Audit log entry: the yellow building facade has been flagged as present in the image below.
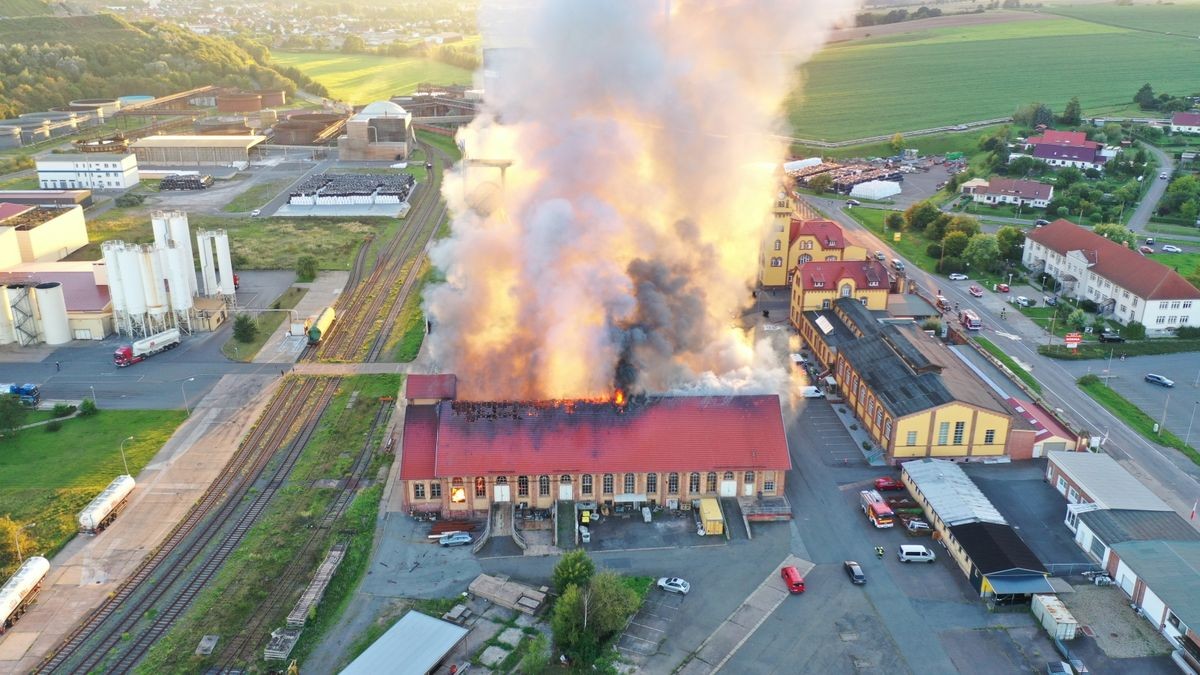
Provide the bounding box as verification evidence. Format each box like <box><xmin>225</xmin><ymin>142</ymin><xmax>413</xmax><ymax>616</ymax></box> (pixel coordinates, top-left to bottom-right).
<box><xmin>788</xmin><ymin>260</ymin><xmax>890</xmax><ymax>327</ymax></box>
<box><xmin>757</xmin><ymin>195</ymin><xmax>834</xmax><ymax>287</ymax></box>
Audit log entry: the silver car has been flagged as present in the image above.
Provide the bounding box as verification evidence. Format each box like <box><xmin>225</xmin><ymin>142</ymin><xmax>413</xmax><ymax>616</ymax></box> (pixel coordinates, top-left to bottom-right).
<box><xmin>656</xmin><ymin>577</ymin><xmax>691</xmax><ymax>594</ymax></box>
<box><xmin>439</xmin><ymin>532</ymin><xmax>473</xmax><ymax>547</ymax></box>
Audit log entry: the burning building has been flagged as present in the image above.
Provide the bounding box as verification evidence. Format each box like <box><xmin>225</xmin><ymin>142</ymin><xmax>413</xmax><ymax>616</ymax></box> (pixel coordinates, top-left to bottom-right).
<box><xmin>399</xmin><ymin>375</ymin><xmax>791</xmax><ymax>519</ymax></box>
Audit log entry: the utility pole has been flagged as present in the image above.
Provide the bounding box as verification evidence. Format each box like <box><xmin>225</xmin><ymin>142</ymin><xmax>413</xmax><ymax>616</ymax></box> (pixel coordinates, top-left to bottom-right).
<box><xmin>1159</xmin><ymin>392</ymin><xmax>1171</xmax><ymax>436</ymax></box>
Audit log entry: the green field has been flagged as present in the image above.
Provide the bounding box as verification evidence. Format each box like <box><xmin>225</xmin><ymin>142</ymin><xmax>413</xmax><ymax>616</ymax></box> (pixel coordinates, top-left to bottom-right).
<box><xmin>789</xmin><ymin>13</ymin><xmax>1200</xmax><ymax>141</ymax></box>
<box><xmin>271</xmin><ymin>51</ymin><xmax>473</xmax><ymax>104</ymax></box>
<box><xmin>1148</xmin><ymin>252</ymin><xmax>1200</xmax><ymax>280</ymax></box>
<box><xmin>0</xmin><ymin>0</ymin><xmax>50</xmax><ymax>17</ymax></box>
<box><xmin>1048</xmin><ymin>4</ymin><xmax>1200</xmax><ymax>36</ymax></box>
<box><xmin>0</xmin><ymin>409</ymin><xmax>186</xmax><ymax>576</ymax></box>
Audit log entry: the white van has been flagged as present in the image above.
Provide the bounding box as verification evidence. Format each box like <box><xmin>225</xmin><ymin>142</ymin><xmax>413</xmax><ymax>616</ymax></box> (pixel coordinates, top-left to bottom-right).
<box><xmin>898</xmin><ymin>544</ymin><xmax>935</xmax><ymax>563</ymax></box>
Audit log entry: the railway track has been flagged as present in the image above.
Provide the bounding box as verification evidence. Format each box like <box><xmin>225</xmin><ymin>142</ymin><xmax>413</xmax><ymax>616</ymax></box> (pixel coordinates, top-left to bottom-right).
<box><xmin>212</xmin><ymin>401</ymin><xmax>392</xmax><ymax>670</ymax></box>
<box><xmin>38</xmin><ymin>377</ymin><xmax>340</xmax><ymax>674</ymax></box>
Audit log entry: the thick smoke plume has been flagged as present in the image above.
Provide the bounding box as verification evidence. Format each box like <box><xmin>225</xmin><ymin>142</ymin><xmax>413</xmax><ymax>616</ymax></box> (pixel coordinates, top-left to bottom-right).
<box><xmin>425</xmin><ymin>0</ymin><xmax>852</xmax><ymax>400</ymax></box>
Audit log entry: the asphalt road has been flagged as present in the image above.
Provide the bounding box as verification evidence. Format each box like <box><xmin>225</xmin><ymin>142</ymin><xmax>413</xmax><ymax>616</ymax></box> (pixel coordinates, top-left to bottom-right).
<box><xmin>1130</xmin><ymin>143</ymin><xmax>1174</xmax><ymax>235</ymax></box>
<box><xmin>811</xmin><ymin>194</ymin><xmax>1200</xmax><ymax>519</ymax></box>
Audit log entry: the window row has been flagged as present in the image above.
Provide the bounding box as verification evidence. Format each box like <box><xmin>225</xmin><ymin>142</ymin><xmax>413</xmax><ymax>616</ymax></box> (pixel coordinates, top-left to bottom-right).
<box><xmin>419</xmin><ymin>472</ymin><xmax>772</xmax><ymax>499</ymax></box>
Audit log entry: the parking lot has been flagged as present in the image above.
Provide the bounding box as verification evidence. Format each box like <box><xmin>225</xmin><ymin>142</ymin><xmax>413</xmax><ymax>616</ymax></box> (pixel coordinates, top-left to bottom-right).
<box><xmin>617</xmin><ymin>588</ymin><xmax>684</xmax><ymax>659</ymax></box>
<box><xmin>1059</xmin><ymin>350</ymin><xmax>1200</xmax><ymax>441</ymax></box>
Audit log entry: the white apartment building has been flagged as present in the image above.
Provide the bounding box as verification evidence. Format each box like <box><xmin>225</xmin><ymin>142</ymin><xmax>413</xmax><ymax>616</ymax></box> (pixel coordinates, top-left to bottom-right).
<box><xmin>1023</xmin><ymin>220</ymin><xmax>1200</xmax><ymax>331</ymax></box>
<box><xmin>36</xmin><ymin>153</ymin><xmax>140</xmax><ymax>191</ymax></box>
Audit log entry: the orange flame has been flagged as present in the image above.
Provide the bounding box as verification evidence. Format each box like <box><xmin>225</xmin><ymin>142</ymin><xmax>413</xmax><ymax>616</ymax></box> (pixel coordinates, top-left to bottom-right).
<box><xmin>614</xmin><ymin>389</ymin><xmax>626</xmax><ymax>406</ymax></box>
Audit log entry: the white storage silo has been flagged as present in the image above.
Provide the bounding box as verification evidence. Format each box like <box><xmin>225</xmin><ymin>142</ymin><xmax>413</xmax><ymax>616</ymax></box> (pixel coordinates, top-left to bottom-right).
<box><xmin>0</xmin><ymin>286</ymin><xmax>13</xmax><ymax>345</ymax></box>
<box><xmin>214</xmin><ymin>230</ymin><xmax>235</xmax><ymax>296</ymax></box>
<box><xmin>118</xmin><ymin>246</ymin><xmax>147</xmax><ymax>316</ymax></box>
<box><xmin>101</xmin><ymin>241</ymin><xmax>127</xmax><ymax>315</ymax></box>
<box><xmin>151</xmin><ymin>212</ymin><xmax>172</xmax><ymax>249</ymax></box>
<box><xmin>197</xmin><ymin>231</ymin><xmax>218</xmax><ymax>297</ymax></box>
<box><xmin>143</xmin><ymin>246</ymin><xmax>168</xmax><ymax>331</ymax></box>
<box><xmin>169</xmin><ymin>247</ymin><xmax>194</xmax><ymax>312</ymax></box>
<box><xmin>168</xmin><ymin>212</ymin><xmax>196</xmax><ymax>296</ymax></box>
<box><xmin>34</xmin><ymin>283</ymin><xmax>71</xmax><ymax>345</ymax></box>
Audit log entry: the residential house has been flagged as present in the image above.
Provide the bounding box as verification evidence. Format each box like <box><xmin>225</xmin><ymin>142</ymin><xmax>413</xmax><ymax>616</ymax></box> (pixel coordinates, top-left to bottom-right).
<box><xmin>1172</xmin><ymin>112</ymin><xmax>1200</xmax><ymax>135</ymax></box>
<box><xmin>788</xmin><ymin>259</ymin><xmax>890</xmax><ymax>325</ymax></box>
<box><xmin>1024</xmin><ymin>130</ymin><xmax>1101</xmax><ymax>151</ymax></box>
<box><xmin>969</xmin><ymin>177</ymin><xmax>1054</xmax><ymax>209</ymax></box>
<box><xmin>759</xmin><ymin>198</ymin><xmax>864</xmax><ymax>287</ymax></box>
<box><xmin>1031</xmin><ymin>144</ymin><xmax>1105</xmax><ymax>171</ymax></box>
<box><xmin>1024</xmin><ymin>220</ymin><xmax>1200</xmax><ymax>330</ymax></box>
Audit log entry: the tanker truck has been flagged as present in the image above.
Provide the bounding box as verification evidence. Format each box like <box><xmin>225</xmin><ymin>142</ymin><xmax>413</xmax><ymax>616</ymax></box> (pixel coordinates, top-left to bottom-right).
<box><xmin>113</xmin><ymin>328</ymin><xmax>181</xmax><ymax>367</ymax></box>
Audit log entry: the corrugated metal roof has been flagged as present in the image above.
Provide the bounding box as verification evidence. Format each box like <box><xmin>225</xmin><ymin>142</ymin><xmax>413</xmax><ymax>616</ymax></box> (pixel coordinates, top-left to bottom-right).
<box><xmin>131</xmin><ymin>135</ymin><xmax>266</xmax><ymax>148</ymax></box>
<box><xmin>340</xmin><ymin>610</ymin><xmax>467</xmax><ymax>675</ymax></box>
<box><xmin>1078</xmin><ymin>509</ymin><xmax>1200</xmax><ymax>545</ymax></box>
<box><xmin>1110</xmin><ymin>540</ymin><xmax>1200</xmax><ymax>628</ymax></box>
<box><xmin>1047</xmin><ymin>451</ymin><xmax>1170</xmax><ymax>511</ymax></box>
<box><xmin>949</xmin><ymin>521</ymin><xmax>1046</xmax><ymax>576</ymax></box>
<box><xmin>902</xmin><ymin>458</ymin><xmax>1006</xmax><ymax>527</ymax></box>
<box><xmin>841</xmin><ymin>335</ymin><xmax>954</xmax><ymax>418</ymax></box>
<box><xmin>430</xmin><ymin>394</ymin><xmax>790</xmax><ymax>477</ymax></box>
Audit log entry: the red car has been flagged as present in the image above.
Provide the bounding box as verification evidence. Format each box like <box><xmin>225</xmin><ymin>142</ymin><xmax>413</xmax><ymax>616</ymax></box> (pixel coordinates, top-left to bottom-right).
<box><xmin>968</xmin><ymin>285</ymin><xmax>983</xmax><ymax>298</ymax></box>
<box><xmin>874</xmin><ymin>476</ymin><xmax>904</xmax><ymax>491</ymax></box>
<box><xmin>996</xmin><ymin>283</ymin><xmax>1010</xmax><ymax>293</ymax></box>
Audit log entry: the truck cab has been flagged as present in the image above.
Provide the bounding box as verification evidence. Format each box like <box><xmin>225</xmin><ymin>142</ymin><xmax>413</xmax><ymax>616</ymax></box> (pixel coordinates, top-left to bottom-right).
<box><xmin>1</xmin><ymin>383</ymin><xmax>41</xmax><ymax>406</ymax></box>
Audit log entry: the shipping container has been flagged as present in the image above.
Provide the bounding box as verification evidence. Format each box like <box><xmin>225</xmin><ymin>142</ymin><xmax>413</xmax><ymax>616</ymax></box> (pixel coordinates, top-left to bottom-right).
<box><xmin>699</xmin><ymin>498</ymin><xmax>724</xmax><ymax>536</ymax></box>
<box><xmin>1032</xmin><ymin>594</ymin><xmax>1078</xmax><ymax>641</ymax></box>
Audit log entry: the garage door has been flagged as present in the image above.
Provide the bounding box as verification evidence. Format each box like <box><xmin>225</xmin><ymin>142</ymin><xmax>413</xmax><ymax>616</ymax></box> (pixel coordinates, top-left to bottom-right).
<box><xmin>73</xmin><ymin>329</ymin><xmax>92</xmax><ymax>340</ymax></box>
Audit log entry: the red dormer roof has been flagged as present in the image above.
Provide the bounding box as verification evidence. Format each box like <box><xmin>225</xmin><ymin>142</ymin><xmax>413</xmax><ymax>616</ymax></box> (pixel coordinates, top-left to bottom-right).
<box><xmin>406</xmin><ymin>374</ymin><xmax>458</xmax><ymax>401</ymax></box>
<box><xmin>1025</xmin><ymin>130</ymin><xmax>1101</xmax><ymax>150</ymax></box>
<box><xmin>789</xmin><ymin>218</ymin><xmax>845</xmax><ymax>249</ymax></box>
<box><xmin>796</xmin><ymin>260</ymin><xmax>888</xmax><ymax>291</ymax></box>
<box><xmin>1027</xmin><ymin>220</ymin><xmax>1200</xmax><ymax>301</ymax></box>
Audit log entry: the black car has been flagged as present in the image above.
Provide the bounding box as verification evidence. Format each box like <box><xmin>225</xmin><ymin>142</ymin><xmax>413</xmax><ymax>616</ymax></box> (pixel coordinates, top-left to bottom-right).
<box><xmin>1098</xmin><ymin>332</ymin><xmax>1126</xmax><ymax>343</ymax></box>
<box><xmin>843</xmin><ymin>561</ymin><xmax>866</xmax><ymax>585</ymax></box>
<box><xmin>1035</xmin><ymin>219</ymin><xmax>1050</xmax><ymax>226</ymax></box>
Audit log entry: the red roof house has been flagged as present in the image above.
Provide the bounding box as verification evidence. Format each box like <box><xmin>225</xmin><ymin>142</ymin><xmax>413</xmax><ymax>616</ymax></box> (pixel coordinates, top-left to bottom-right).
<box><xmin>795</xmin><ymin>260</ymin><xmax>888</xmax><ymax>291</ymax></box>
<box><xmin>789</xmin><ymin>218</ymin><xmax>846</xmax><ymax>250</ymax></box>
<box><xmin>1024</xmin><ymin>130</ymin><xmax>1101</xmax><ymax>150</ymax></box>
<box><xmin>1171</xmin><ymin>111</ymin><xmax>1200</xmax><ymax>131</ymax></box>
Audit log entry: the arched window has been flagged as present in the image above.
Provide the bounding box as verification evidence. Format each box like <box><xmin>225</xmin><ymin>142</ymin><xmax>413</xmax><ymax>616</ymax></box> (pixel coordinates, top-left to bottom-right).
<box><xmin>517</xmin><ymin>475</ymin><xmax>529</xmax><ymax>497</ymax></box>
<box><xmin>841</xmin><ymin>284</ymin><xmax>852</xmax><ymax>297</ymax></box>
<box><xmin>773</xmin><ymin>240</ymin><xmax>782</xmax><ymax>251</ymax></box>
<box><xmin>646</xmin><ymin>473</ymin><xmax>658</xmax><ymax>493</ymax></box>
<box><xmin>603</xmin><ymin>473</ymin><xmax>614</xmax><ymax>494</ymax></box>
<box><xmin>538</xmin><ymin>475</ymin><xmax>550</xmax><ymax>496</ymax></box>
<box><xmin>744</xmin><ymin>471</ymin><xmax>755</xmax><ymax>485</ymax></box>
<box><xmin>689</xmin><ymin>473</ymin><xmax>701</xmax><ymax>493</ymax></box>
<box><xmin>624</xmin><ymin>473</ymin><xmax>635</xmax><ymax>493</ymax></box>
<box><xmin>723</xmin><ymin>471</ymin><xmax>734</xmax><ymax>480</ymax></box>
<box><xmin>450</xmin><ymin>477</ymin><xmax>466</xmax><ymax>503</ymax></box>
<box><xmin>496</xmin><ymin>476</ymin><xmax>508</xmax><ymax>484</ymax></box>
<box><xmin>667</xmin><ymin>473</ymin><xmax>679</xmax><ymax>494</ymax></box>
<box><xmin>561</xmin><ymin>474</ymin><xmax>572</xmax><ymax>483</ymax></box>
<box><xmin>706</xmin><ymin>472</ymin><xmax>717</xmax><ymax>493</ymax></box>
<box><xmin>582</xmin><ymin>474</ymin><xmax>593</xmax><ymax>495</ymax></box>
<box><xmin>798</xmin><ymin>254</ymin><xmax>812</xmax><ymax>264</ymax></box>
<box><xmin>474</xmin><ymin>476</ymin><xmax>486</xmax><ymax>498</ymax></box>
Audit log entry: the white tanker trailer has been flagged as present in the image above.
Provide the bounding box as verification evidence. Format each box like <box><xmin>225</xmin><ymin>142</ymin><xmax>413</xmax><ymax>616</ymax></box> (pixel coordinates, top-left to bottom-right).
<box><xmin>77</xmin><ymin>474</ymin><xmax>136</xmax><ymax>534</ymax></box>
<box><xmin>0</xmin><ymin>556</ymin><xmax>50</xmax><ymax>634</ymax></box>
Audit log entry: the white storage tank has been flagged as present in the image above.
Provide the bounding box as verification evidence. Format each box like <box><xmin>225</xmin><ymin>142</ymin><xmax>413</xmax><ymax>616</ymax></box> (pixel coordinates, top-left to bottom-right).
<box><xmin>118</xmin><ymin>247</ymin><xmax>147</xmax><ymax>315</ymax></box>
<box><xmin>1031</xmin><ymin>594</ymin><xmax>1078</xmax><ymax>641</ymax></box>
<box><xmin>101</xmin><ymin>241</ymin><xmax>127</xmax><ymax>315</ymax></box>
<box><xmin>144</xmin><ymin>246</ymin><xmax>167</xmax><ymax>319</ymax></box>
<box><xmin>151</xmin><ymin>212</ymin><xmax>171</xmax><ymax>249</ymax></box>
<box><xmin>214</xmin><ymin>230</ymin><xmax>235</xmax><ymax>296</ymax></box>
<box><xmin>34</xmin><ymin>283</ymin><xmax>70</xmax><ymax>345</ymax></box>
<box><xmin>167</xmin><ymin>212</ymin><xmax>196</xmax><ymax>296</ymax></box>
<box><xmin>197</xmin><ymin>231</ymin><xmax>218</xmax><ymax>297</ymax></box>
<box><xmin>168</xmin><ymin>247</ymin><xmax>194</xmax><ymax>312</ymax></box>
<box><xmin>0</xmin><ymin>555</ymin><xmax>50</xmax><ymax>628</ymax></box>
<box><xmin>77</xmin><ymin>475</ymin><xmax>136</xmax><ymax>534</ymax></box>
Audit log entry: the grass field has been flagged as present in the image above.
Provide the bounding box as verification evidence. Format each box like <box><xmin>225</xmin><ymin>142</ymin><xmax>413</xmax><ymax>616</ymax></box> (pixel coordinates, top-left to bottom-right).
<box><xmin>1147</xmin><ymin>252</ymin><xmax>1200</xmax><ymax>280</ymax></box>
<box><xmin>0</xmin><ymin>409</ymin><xmax>186</xmax><ymax>577</ymax></box>
<box><xmin>789</xmin><ymin>13</ymin><xmax>1200</xmax><ymax>141</ymax></box>
<box><xmin>844</xmin><ymin>207</ymin><xmax>939</xmax><ymax>272</ymax></box>
<box><xmin>221</xmin><ymin>179</ymin><xmax>293</xmax><ymax>213</ymax></box>
<box><xmin>271</xmin><ymin>51</ymin><xmax>473</xmax><ymax>104</ymax></box>
<box><xmin>416</xmin><ymin>129</ymin><xmax>463</xmax><ymax>162</ymax></box>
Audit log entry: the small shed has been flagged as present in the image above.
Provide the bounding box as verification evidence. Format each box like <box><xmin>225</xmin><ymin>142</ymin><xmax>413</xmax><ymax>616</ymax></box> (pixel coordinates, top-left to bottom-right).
<box><xmin>340</xmin><ymin>611</ymin><xmax>468</xmax><ymax>675</ymax></box>
<box><xmin>849</xmin><ymin>180</ymin><xmax>901</xmax><ymax>200</ymax></box>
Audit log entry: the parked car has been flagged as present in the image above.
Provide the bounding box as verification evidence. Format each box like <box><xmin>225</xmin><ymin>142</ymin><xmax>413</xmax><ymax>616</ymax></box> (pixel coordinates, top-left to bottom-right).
<box><xmin>1162</xmin><ymin>244</ymin><xmax>1183</xmax><ymax>253</ymax></box>
<box><xmin>657</xmin><ymin>577</ymin><xmax>691</xmax><ymax>595</ymax></box>
<box><xmin>997</xmin><ymin>283</ymin><xmax>1010</xmax><ymax>293</ymax></box>
<box><xmin>1098</xmin><ymin>332</ymin><xmax>1125</xmax><ymax>343</ymax></box>
<box><xmin>1035</xmin><ymin>219</ymin><xmax>1050</xmax><ymax>226</ymax></box>
<box><xmin>898</xmin><ymin>544</ymin><xmax>936</xmax><ymax>563</ymax></box>
<box><xmin>843</xmin><ymin>561</ymin><xmax>866</xmax><ymax>585</ymax></box>
<box><xmin>875</xmin><ymin>250</ymin><xmax>886</xmax><ymax>261</ymax></box>
<box><xmin>1145</xmin><ymin>373</ymin><xmax>1175</xmax><ymax>388</ymax></box>
<box><xmin>1139</xmin><ymin>245</ymin><xmax>1154</xmax><ymax>255</ymax></box>
<box><xmin>1046</xmin><ymin>662</ymin><xmax>1072</xmax><ymax>675</ymax></box>
<box><xmin>439</xmin><ymin>532</ymin><xmax>473</xmax><ymax>547</ymax></box>
<box><xmin>874</xmin><ymin>476</ymin><xmax>904</xmax><ymax>491</ymax></box>
<box><xmin>1160</xmin><ymin>171</ymin><xmax>1169</xmax><ymax>179</ymax></box>
<box><xmin>905</xmin><ymin>519</ymin><xmax>932</xmax><ymax>534</ymax></box>
<box><xmin>1015</xmin><ymin>296</ymin><xmax>1035</xmax><ymax>307</ymax></box>
<box><xmin>250</xmin><ymin>209</ymin><xmax>261</xmax><ymax>217</ymax></box>
<box><xmin>780</xmin><ymin>566</ymin><xmax>806</xmax><ymax>594</ymax></box>
<box><xmin>1146</xmin><ymin>237</ymin><xmax>1156</xmax><ymax>245</ymax></box>
<box><xmin>846</xmin><ymin>199</ymin><xmax>861</xmax><ymax>206</ymax></box>
<box><xmin>968</xmin><ymin>285</ymin><xmax>984</xmax><ymax>298</ymax></box>
<box><xmin>948</xmin><ymin>272</ymin><xmax>968</xmax><ymax>281</ymax></box>
<box><xmin>790</xmin><ymin>352</ymin><xmax>809</xmax><ymax>367</ymax></box>
<box><xmin>799</xmin><ymin>385</ymin><xmax>825</xmax><ymax>399</ymax></box>
<box><xmin>1043</xmin><ymin>296</ymin><xmax>1057</xmax><ymax>306</ymax></box>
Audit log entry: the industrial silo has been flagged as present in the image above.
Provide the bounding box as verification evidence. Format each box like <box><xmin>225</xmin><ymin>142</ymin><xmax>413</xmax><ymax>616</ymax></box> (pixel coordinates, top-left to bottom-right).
<box><xmin>34</xmin><ymin>283</ymin><xmax>71</xmax><ymax>345</ymax></box>
<box><xmin>214</xmin><ymin>230</ymin><xmax>235</xmax><ymax>296</ymax></box>
<box><xmin>151</xmin><ymin>212</ymin><xmax>172</xmax><ymax>249</ymax></box>
<box><xmin>197</xmin><ymin>231</ymin><xmax>218</xmax><ymax>297</ymax></box>
<box><xmin>102</xmin><ymin>241</ymin><xmax>128</xmax><ymax>336</ymax></box>
<box><xmin>118</xmin><ymin>246</ymin><xmax>147</xmax><ymax>334</ymax></box>
<box><xmin>0</xmin><ymin>286</ymin><xmax>13</xmax><ymax>344</ymax></box>
<box><xmin>167</xmin><ymin>212</ymin><xmax>196</xmax><ymax>296</ymax></box>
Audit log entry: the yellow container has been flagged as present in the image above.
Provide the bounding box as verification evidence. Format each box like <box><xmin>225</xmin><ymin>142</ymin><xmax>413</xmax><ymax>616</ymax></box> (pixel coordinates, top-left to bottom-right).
<box><xmin>699</xmin><ymin>498</ymin><xmax>724</xmax><ymax>536</ymax></box>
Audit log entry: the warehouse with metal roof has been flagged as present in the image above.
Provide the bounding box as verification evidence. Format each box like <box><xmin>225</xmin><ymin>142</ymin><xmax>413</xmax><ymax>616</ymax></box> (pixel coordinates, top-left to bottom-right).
<box><xmin>340</xmin><ymin>610</ymin><xmax>467</xmax><ymax>675</ymax></box>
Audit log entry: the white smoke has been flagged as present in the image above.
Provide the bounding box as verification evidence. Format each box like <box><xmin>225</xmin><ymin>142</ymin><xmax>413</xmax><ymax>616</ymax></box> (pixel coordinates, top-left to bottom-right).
<box><xmin>425</xmin><ymin>0</ymin><xmax>854</xmax><ymax>401</ymax></box>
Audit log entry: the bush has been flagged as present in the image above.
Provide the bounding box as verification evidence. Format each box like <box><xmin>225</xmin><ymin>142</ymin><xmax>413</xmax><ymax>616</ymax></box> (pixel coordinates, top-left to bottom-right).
<box><xmin>52</xmin><ymin>403</ymin><xmax>75</xmax><ymax>418</ymax></box>
<box><xmin>44</xmin><ymin>420</ymin><xmax>62</xmax><ymax>432</ymax></box>
<box><xmin>926</xmin><ymin>243</ymin><xmax>943</xmax><ymax>259</ymax></box>
<box><xmin>1078</xmin><ymin>299</ymin><xmax>1099</xmax><ymax>313</ymax></box>
<box><xmin>1176</xmin><ymin>326</ymin><xmax>1200</xmax><ymax>339</ymax></box>
<box><xmin>1125</xmin><ymin>321</ymin><xmax>1147</xmax><ymax>340</ymax></box>
<box><xmin>115</xmin><ymin>193</ymin><xmax>145</xmax><ymax>208</ymax></box>
<box><xmin>296</xmin><ymin>255</ymin><xmax>319</xmax><ymax>282</ymax></box>
<box><xmin>1077</xmin><ymin>374</ymin><xmax>1100</xmax><ymax>386</ymax></box>
<box><xmin>78</xmin><ymin>398</ymin><xmax>98</xmax><ymax>417</ymax></box>
<box><xmin>233</xmin><ymin>314</ymin><xmax>258</xmax><ymax>343</ymax></box>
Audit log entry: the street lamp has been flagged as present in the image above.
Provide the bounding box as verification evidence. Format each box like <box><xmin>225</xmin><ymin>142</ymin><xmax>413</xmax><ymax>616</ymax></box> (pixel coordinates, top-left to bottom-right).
<box><xmin>1185</xmin><ymin>401</ymin><xmax>1200</xmax><ymax>448</ymax></box>
<box><xmin>181</xmin><ymin>377</ymin><xmax>195</xmax><ymax>416</ymax></box>
<box><xmin>12</xmin><ymin>521</ymin><xmax>36</xmax><ymax>563</ymax></box>
<box><xmin>119</xmin><ymin>435</ymin><xmax>134</xmax><ymax>476</ymax></box>
<box><xmin>89</xmin><ymin>385</ymin><xmax>96</xmax><ymax>405</ymax></box>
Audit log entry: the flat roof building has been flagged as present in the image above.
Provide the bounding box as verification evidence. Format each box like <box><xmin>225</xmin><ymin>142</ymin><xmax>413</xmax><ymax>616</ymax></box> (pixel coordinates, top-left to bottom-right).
<box><xmin>1047</xmin><ymin>450</ymin><xmax>1171</xmax><ymax>512</ymax></box>
<box><xmin>130</xmin><ymin>135</ymin><xmax>266</xmax><ymax>166</ymax></box>
<box><xmin>341</xmin><ymin>610</ymin><xmax>467</xmax><ymax>675</ymax></box>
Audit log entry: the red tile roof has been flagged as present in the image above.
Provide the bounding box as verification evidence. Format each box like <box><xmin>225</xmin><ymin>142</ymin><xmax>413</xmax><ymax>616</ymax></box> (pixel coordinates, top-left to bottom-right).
<box><xmin>399</xmin><ymin>404</ymin><xmax>439</xmax><ymax>479</ymax></box>
<box><xmin>796</xmin><ymin>260</ymin><xmax>888</xmax><ymax>291</ymax></box>
<box><xmin>406</xmin><ymin>395</ymin><xmax>789</xmax><ymax>478</ymax></box>
<box><xmin>789</xmin><ymin>218</ymin><xmax>845</xmax><ymax>249</ymax></box>
<box><xmin>1006</xmin><ymin>397</ymin><xmax>1076</xmax><ymax>446</ymax></box>
<box><xmin>982</xmin><ymin>177</ymin><xmax>1052</xmax><ymax>201</ymax></box>
<box><xmin>1172</xmin><ymin>112</ymin><xmax>1200</xmax><ymax>127</ymax></box>
<box><xmin>406</xmin><ymin>374</ymin><xmax>457</xmax><ymax>400</ymax></box>
<box><xmin>1025</xmin><ymin>130</ymin><xmax>1100</xmax><ymax>150</ymax></box>
<box><xmin>1032</xmin><ymin>144</ymin><xmax>1101</xmax><ymax>164</ymax></box>
<box><xmin>1027</xmin><ymin>220</ymin><xmax>1200</xmax><ymax>301</ymax></box>
<box><xmin>0</xmin><ymin>202</ymin><xmax>33</xmax><ymax>222</ymax></box>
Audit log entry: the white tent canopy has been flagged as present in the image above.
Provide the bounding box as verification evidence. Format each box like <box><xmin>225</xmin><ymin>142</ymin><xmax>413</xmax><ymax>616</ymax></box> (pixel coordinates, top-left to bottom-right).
<box><xmin>850</xmin><ymin>180</ymin><xmax>901</xmax><ymax>200</ymax></box>
<box><xmin>783</xmin><ymin>157</ymin><xmax>821</xmax><ymax>173</ymax></box>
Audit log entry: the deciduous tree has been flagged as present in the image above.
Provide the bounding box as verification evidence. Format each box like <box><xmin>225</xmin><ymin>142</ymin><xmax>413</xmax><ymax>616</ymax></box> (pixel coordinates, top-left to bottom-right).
<box><xmin>963</xmin><ymin>234</ymin><xmax>1000</xmax><ymax>272</ymax></box>
<box><xmin>1093</xmin><ymin>223</ymin><xmax>1136</xmax><ymax>248</ymax></box>
<box><xmin>0</xmin><ymin>395</ymin><xmax>28</xmax><ymax>438</ymax></box>
<box><xmin>996</xmin><ymin>226</ymin><xmax>1026</xmax><ymax>262</ymax></box>
<box><xmin>552</xmin><ymin>549</ymin><xmax>595</xmax><ymax>593</ymax></box>
<box><xmin>903</xmin><ymin>201</ymin><xmax>940</xmax><ymax>233</ymax></box>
